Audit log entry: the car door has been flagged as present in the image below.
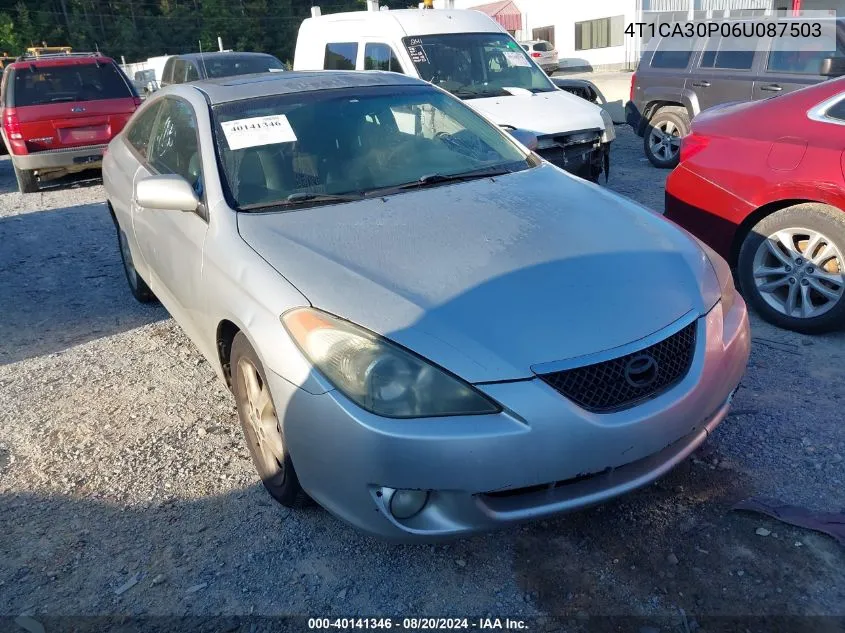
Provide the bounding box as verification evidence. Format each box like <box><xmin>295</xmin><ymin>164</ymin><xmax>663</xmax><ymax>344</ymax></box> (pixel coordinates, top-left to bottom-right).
<box><xmin>753</xmin><ymin>36</ymin><xmax>831</xmax><ymax>100</ymax></box>
<box><xmin>687</xmin><ymin>35</ymin><xmax>758</xmax><ymax>113</ymax></box>
<box><xmin>131</xmin><ymin>96</ymin><xmax>208</xmax><ymax>343</ymax></box>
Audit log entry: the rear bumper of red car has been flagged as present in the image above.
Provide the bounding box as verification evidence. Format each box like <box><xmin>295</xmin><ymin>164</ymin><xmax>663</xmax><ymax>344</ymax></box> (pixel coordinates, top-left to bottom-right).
<box><xmin>11</xmin><ymin>144</ymin><xmax>107</xmax><ymax>173</ymax></box>
<box><xmin>664</xmin><ymin>165</ymin><xmax>755</xmax><ymax>263</ymax></box>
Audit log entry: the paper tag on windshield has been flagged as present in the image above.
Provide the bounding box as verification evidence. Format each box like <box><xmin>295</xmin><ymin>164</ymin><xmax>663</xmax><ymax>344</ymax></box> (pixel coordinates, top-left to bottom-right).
<box><xmin>503</xmin><ymin>51</ymin><xmax>531</xmax><ymax>67</ymax></box>
<box><xmin>221</xmin><ymin>115</ymin><xmax>297</xmax><ymax>150</ymax></box>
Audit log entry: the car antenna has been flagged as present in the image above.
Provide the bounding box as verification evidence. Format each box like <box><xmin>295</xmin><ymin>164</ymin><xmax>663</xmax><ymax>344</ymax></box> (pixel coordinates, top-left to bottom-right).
<box><xmin>198</xmin><ymin>39</ymin><xmax>209</xmax><ymax>79</ymax></box>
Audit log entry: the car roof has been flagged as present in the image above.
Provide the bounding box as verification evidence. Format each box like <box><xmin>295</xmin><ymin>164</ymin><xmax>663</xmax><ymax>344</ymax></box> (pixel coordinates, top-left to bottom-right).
<box><xmin>186</xmin><ymin>70</ymin><xmax>430</xmax><ymax>104</ymax></box>
<box><xmin>302</xmin><ymin>8</ymin><xmax>503</xmax><ymax>37</ymax></box>
<box><xmin>169</xmin><ymin>51</ymin><xmax>278</xmax><ymax>63</ymax></box>
<box><xmin>7</xmin><ymin>54</ymin><xmax>116</xmax><ymax>70</ymax></box>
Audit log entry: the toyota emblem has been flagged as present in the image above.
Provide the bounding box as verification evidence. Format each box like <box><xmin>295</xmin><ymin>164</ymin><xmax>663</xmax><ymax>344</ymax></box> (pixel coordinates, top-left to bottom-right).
<box><xmin>71</xmin><ymin>106</ymin><xmax>86</xmax><ymax>113</ymax></box>
<box><xmin>624</xmin><ymin>354</ymin><xmax>658</xmax><ymax>388</ymax></box>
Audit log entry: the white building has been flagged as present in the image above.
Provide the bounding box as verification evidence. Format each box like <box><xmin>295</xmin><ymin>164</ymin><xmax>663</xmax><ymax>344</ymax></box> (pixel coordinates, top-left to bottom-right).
<box><xmin>446</xmin><ymin>0</ymin><xmax>836</xmax><ymax>72</ymax></box>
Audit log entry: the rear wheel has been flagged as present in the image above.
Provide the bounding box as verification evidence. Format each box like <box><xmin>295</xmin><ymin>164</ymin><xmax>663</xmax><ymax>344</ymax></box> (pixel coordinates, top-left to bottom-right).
<box><xmin>738</xmin><ymin>203</ymin><xmax>845</xmax><ymax>334</ymax></box>
<box><xmin>231</xmin><ymin>332</ymin><xmax>309</xmax><ymax>508</ymax></box>
<box><xmin>643</xmin><ymin>106</ymin><xmax>689</xmax><ymax>169</ymax></box>
<box><xmin>13</xmin><ymin>163</ymin><xmax>38</xmax><ymax>193</ymax></box>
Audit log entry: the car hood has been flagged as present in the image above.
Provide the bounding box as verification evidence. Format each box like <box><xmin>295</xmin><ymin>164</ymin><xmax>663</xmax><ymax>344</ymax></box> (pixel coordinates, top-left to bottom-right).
<box><xmin>238</xmin><ymin>165</ymin><xmax>718</xmax><ymax>383</ymax></box>
<box><xmin>465</xmin><ymin>89</ymin><xmax>606</xmax><ymax>136</ymax></box>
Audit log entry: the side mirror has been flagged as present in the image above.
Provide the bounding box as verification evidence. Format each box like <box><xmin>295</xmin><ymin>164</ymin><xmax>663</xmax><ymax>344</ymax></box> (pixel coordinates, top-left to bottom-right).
<box><xmin>820</xmin><ymin>56</ymin><xmax>845</xmax><ymax>77</ymax></box>
<box><xmin>135</xmin><ymin>175</ymin><xmax>199</xmax><ymax>212</ymax></box>
<box><xmin>508</xmin><ymin>128</ymin><xmax>539</xmax><ymax>151</ymax></box>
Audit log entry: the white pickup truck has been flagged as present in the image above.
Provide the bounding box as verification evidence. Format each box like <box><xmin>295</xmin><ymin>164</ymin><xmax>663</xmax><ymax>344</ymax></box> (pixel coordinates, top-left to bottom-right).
<box><xmin>293</xmin><ymin>6</ymin><xmax>614</xmax><ymax>181</ymax></box>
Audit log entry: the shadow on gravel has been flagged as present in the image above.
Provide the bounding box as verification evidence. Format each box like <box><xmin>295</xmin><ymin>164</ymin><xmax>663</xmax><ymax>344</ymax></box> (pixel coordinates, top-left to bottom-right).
<box><xmin>512</xmin><ymin>446</ymin><xmax>845</xmax><ymax>625</ymax></box>
<box><xmin>0</xmin><ymin>203</ymin><xmax>167</xmax><ymax>365</ymax></box>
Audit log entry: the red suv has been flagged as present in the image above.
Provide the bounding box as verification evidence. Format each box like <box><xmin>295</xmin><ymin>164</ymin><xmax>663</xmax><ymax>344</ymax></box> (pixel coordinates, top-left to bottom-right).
<box><xmin>0</xmin><ymin>51</ymin><xmax>140</xmax><ymax>193</ymax></box>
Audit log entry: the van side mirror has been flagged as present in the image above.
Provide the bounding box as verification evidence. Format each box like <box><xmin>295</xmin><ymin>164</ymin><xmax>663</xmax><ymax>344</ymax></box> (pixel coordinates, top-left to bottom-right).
<box><xmin>135</xmin><ymin>175</ymin><xmax>199</xmax><ymax>212</ymax></box>
<box><xmin>820</xmin><ymin>57</ymin><xmax>845</xmax><ymax>77</ymax></box>
<box><xmin>508</xmin><ymin>128</ymin><xmax>539</xmax><ymax>151</ymax></box>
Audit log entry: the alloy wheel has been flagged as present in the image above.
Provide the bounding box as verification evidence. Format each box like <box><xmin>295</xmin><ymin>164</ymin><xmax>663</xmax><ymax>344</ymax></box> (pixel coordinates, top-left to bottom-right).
<box><xmin>648</xmin><ymin>121</ymin><xmax>682</xmax><ymax>162</ymax></box>
<box><xmin>752</xmin><ymin>227</ymin><xmax>844</xmax><ymax>319</ymax></box>
<box><xmin>238</xmin><ymin>357</ymin><xmax>285</xmax><ymax>478</ymax></box>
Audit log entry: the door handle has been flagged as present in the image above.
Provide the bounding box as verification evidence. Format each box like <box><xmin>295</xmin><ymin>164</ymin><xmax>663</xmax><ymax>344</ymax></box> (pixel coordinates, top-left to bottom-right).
<box><xmin>692</xmin><ymin>80</ymin><xmax>711</xmax><ymax>87</ymax></box>
<box><xmin>761</xmin><ymin>84</ymin><xmax>783</xmax><ymax>92</ymax></box>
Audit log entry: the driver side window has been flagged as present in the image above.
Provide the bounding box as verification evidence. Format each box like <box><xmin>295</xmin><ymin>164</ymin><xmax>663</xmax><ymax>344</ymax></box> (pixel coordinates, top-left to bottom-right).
<box><xmin>148</xmin><ymin>98</ymin><xmax>203</xmax><ymax>199</ymax></box>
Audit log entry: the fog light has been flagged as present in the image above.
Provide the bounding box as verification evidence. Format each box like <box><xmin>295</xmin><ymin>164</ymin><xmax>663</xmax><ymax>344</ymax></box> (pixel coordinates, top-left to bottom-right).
<box><xmin>389</xmin><ymin>489</ymin><xmax>429</xmax><ymax>520</ymax></box>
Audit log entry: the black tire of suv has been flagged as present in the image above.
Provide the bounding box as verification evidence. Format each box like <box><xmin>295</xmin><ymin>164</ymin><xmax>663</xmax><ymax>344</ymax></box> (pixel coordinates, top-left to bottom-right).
<box><xmin>13</xmin><ymin>163</ymin><xmax>38</xmax><ymax>193</ymax></box>
<box><xmin>231</xmin><ymin>332</ymin><xmax>310</xmax><ymax>509</ymax></box>
<box><xmin>738</xmin><ymin>203</ymin><xmax>845</xmax><ymax>334</ymax></box>
<box><xmin>643</xmin><ymin>106</ymin><xmax>690</xmax><ymax>169</ymax></box>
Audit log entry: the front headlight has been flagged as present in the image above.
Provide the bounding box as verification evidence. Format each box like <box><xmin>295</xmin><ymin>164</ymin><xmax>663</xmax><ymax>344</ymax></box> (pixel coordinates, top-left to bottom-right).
<box><xmin>282</xmin><ymin>308</ymin><xmax>501</xmax><ymax>419</ymax></box>
<box><xmin>600</xmin><ymin>108</ymin><xmax>616</xmax><ymax>142</ymax></box>
<box><xmin>697</xmin><ymin>239</ymin><xmax>736</xmax><ymax>315</ymax></box>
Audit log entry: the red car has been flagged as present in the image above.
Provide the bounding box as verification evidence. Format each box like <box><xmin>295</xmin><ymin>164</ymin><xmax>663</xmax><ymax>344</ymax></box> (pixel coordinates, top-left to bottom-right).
<box><xmin>665</xmin><ymin>76</ymin><xmax>845</xmax><ymax>334</ymax></box>
<box><xmin>0</xmin><ymin>51</ymin><xmax>140</xmax><ymax>193</ymax></box>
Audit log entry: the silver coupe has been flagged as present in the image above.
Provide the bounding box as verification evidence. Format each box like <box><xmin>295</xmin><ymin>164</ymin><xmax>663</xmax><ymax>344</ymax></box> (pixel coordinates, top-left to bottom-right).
<box><xmin>103</xmin><ymin>70</ymin><xmax>750</xmax><ymax>540</ymax></box>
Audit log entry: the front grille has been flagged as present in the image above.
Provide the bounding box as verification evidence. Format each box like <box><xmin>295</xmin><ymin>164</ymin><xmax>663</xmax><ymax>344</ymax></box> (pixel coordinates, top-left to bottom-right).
<box><xmin>538</xmin><ymin>322</ymin><xmax>697</xmax><ymax>413</ymax></box>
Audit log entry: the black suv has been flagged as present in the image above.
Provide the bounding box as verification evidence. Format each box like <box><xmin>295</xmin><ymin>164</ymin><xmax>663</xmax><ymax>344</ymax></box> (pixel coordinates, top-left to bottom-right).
<box><xmin>627</xmin><ymin>17</ymin><xmax>845</xmax><ymax>167</ymax></box>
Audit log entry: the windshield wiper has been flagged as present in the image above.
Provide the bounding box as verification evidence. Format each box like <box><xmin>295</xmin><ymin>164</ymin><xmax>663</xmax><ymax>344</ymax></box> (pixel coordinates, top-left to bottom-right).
<box><xmin>239</xmin><ymin>191</ymin><xmax>363</xmax><ymax>211</ymax></box>
<box><xmin>363</xmin><ymin>167</ymin><xmax>515</xmax><ymax>198</ymax></box>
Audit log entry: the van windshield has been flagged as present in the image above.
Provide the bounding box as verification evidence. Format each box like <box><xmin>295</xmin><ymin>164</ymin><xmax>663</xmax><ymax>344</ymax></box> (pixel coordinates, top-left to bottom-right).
<box><xmin>402</xmin><ymin>33</ymin><xmax>556</xmax><ymax>99</ymax></box>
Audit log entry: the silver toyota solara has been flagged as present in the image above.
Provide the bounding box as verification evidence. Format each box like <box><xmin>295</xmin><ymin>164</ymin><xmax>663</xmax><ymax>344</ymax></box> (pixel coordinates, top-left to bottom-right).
<box><xmin>103</xmin><ymin>70</ymin><xmax>750</xmax><ymax>541</ymax></box>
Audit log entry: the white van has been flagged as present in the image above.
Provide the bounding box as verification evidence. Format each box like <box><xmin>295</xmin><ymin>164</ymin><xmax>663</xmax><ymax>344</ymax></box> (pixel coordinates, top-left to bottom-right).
<box><xmin>294</xmin><ymin>6</ymin><xmax>615</xmax><ymax>181</ymax></box>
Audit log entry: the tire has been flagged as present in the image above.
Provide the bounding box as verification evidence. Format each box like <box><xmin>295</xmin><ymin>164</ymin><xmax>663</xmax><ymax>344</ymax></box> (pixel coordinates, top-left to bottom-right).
<box><xmin>113</xmin><ymin>214</ymin><xmax>156</xmax><ymax>303</ymax></box>
<box><xmin>13</xmin><ymin>163</ymin><xmax>38</xmax><ymax>193</ymax></box>
<box><xmin>737</xmin><ymin>203</ymin><xmax>845</xmax><ymax>334</ymax></box>
<box><xmin>231</xmin><ymin>332</ymin><xmax>309</xmax><ymax>508</ymax></box>
<box><xmin>643</xmin><ymin>106</ymin><xmax>689</xmax><ymax>169</ymax></box>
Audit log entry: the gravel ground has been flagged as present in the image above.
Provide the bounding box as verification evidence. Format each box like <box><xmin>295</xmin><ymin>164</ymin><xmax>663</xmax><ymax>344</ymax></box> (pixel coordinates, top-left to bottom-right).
<box><xmin>1</xmin><ymin>126</ymin><xmax>843</xmax><ymax>627</ymax></box>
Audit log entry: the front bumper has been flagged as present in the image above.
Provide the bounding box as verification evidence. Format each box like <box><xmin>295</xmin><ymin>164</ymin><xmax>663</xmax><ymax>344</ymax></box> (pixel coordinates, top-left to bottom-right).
<box><xmin>11</xmin><ymin>144</ymin><xmax>107</xmax><ymax>172</ymax></box>
<box><xmin>272</xmin><ymin>298</ymin><xmax>750</xmax><ymax>541</ymax></box>
<box><xmin>538</xmin><ymin>135</ymin><xmax>609</xmax><ymax>181</ymax></box>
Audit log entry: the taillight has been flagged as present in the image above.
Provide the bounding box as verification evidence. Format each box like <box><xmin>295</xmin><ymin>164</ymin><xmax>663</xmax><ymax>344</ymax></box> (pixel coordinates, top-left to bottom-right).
<box><xmin>629</xmin><ymin>72</ymin><xmax>637</xmax><ymax>103</ymax></box>
<box><xmin>531</xmin><ymin>52</ymin><xmax>542</xmax><ymax>58</ymax></box>
<box><xmin>3</xmin><ymin>109</ymin><xmax>22</xmax><ymax>140</ymax></box>
<box><xmin>680</xmin><ymin>133</ymin><xmax>709</xmax><ymax>163</ymax></box>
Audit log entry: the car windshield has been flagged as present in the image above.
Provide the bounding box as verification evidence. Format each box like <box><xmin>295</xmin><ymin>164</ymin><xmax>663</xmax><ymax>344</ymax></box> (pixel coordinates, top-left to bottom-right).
<box><xmin>402</xmin><ymin>33</ymin><xmax>556</xmax><ymax>99</ymax></box>
<box><xmin>212</xmin><ymin>84</ymin><xmax>533</xmax><ymax>210</ymax></box>
<box><xmin>203</xmin><ymin>55</ymin><xmax>284</xmax><ymax>78</ymax></box>
<box><xmin>9</xmin><ymin>63</ymin><xmax>133</xmax><ymax>106</ymax></box>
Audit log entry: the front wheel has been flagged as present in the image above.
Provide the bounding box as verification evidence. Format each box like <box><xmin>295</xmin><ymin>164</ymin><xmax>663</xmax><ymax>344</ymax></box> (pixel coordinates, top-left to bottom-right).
<box><xmin>231</xmin><ymin>332</ymin><xmax>309</xmax><ymax>508</ymax></box>
<box><xmin>643</xmin><ymin>106</ymin><xmax>689</xmax><ymax>169</ymax></box>
<box><xmin>114</xmin><ymin>218</ymin><xmax>156</xmax><ymax>303</ymax></box>
<box><xmin>737</xmin><ymin>203</ymin><xmax>845</xmax><ymax>334</ymax></box>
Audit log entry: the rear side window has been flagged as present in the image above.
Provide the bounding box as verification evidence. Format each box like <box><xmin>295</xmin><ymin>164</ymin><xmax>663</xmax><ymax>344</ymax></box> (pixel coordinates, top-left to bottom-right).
<box><xmin>325</xmin><ymin>43</ymin><xmax>358</xmax><ymax>70</ymax></box>
<box><xmin>125</xmin><ymin>101</ymin><xmax>162</xmax><ymax>159</ymax></box>
<box><xmin>185</xmin><ymin>62</ymin><xmax>201</xmax><ymax>81</ymax></box>
<box><xmin>364</xmin><ymin>43</ymin><xmax>404</xmax><ymax>73</ymax></box>
<box><xmin>700</xmin><ymin>37</ymin><xmax>755</xmax><ymax>70</ymax></box>
<box><xmin>8</xmin><ymin>62</ymin><xmax>132</xmax><ymax>107</ymax></box>
<box><xmin>826</xmin><ymin>97</ymin><xmax>845</xmax><ymax>121</ymax></box>
<box><xmin>650</xmin><ymin>49</ymin><xmax>693</xmax><ymax>69</ymax></box>
<box><xmin>171</xmin><ymin>60</ymin><xmax>187</xmax><ymax>84</ymax></box>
